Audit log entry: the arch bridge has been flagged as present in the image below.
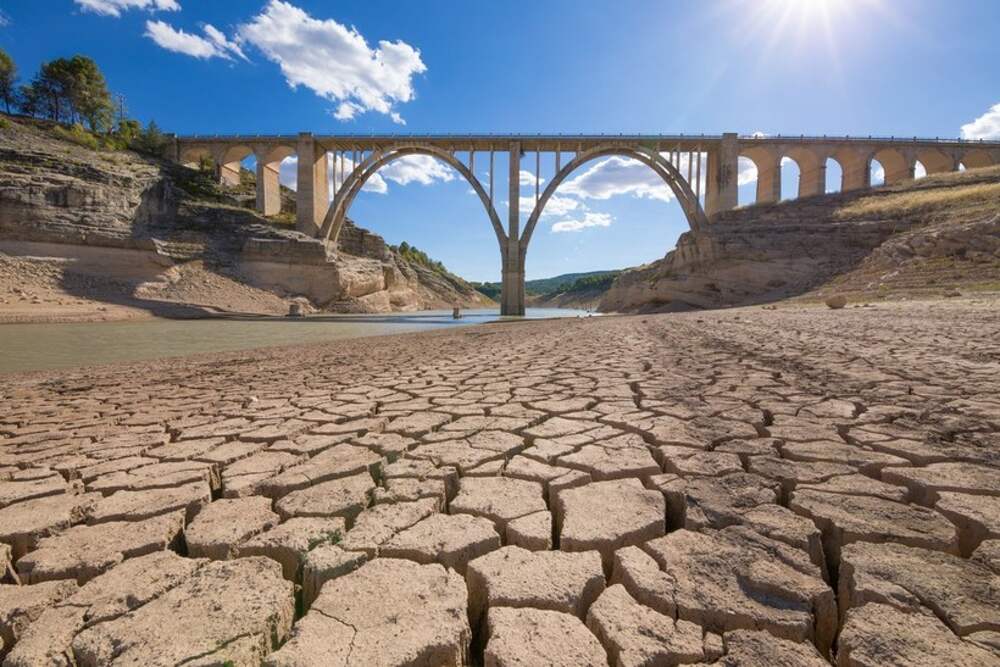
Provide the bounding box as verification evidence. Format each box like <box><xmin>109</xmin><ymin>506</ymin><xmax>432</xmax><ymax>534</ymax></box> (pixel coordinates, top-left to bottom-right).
<box><xmin>170</xmin><ymin>132</ymin><xmax>1000</xmax><ymax>315</ymax></box>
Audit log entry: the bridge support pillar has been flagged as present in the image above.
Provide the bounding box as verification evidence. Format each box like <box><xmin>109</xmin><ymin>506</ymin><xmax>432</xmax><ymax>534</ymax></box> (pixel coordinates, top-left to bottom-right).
<box><xmin>756</xmin><ymin>155</ymin><xmax>782</xmax><ymax>204</ymax></box>
<box><xmin>799</xmin><ymin>160</ymin><xmax>826</xmax><ymax>197</ymax></box>
<box><xmin>217</xmin><ymin>161</ymin><xmax>241</xmax><ymax>188</ymax></box>
<box><xmin>256</xmin><ymin>159</ymin><xmax>281</xmax><ymax>216</ymax></box>
<box><xmin>842</xmin><ymin>154</ymin><xmax>870</xmax><ymax>191</ymax></box>
<box><xmin>501</xmin><ymin>142</ymin><xmax>526</xmax><ymax>316</ymax></box>
<box><xmin>705</xmin><ymin>133</ymin><xmax>738</xmax><ymax>218</ymax></box>
<box><xmin>296</xmin><ymin>133</ymin><xmax>328</xmax><ymax>237</ymax></box>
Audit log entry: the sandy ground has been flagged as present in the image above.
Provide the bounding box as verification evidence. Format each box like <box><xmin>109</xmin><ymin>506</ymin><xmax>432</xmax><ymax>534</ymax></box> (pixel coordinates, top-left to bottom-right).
<box><xmin>1</xmin><ymin>299</ymin><xmax>999</xmax><ymax>665</ymax></box>
<box><xmin>0</xmin><ymin>252</ymin><xmax>291</xmax><ymax>323</ymax></box>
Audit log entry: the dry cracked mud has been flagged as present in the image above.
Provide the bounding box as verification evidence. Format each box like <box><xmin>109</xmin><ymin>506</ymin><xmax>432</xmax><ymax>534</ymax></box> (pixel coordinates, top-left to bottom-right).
<box><xmin>1</xmin><ymin>299</ymin><xmax>999</xmax><ymax>665</ymax></box>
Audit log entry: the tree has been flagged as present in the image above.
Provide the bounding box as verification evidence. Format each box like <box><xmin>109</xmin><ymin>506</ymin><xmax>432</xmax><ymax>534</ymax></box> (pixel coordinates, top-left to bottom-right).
<box><xmin>15</xmin><ymin>84</ymin><xmax>39</xmax><ymax>117</ymax></box>
<box><xmin>28</xmin><ymin>55</ymin><xmax>113</xmax><ymax>130</ymax></box>
<box><xmin>130</xmin><ymin>120</ymin><xmax>168</xmax><ymax>156</ymax></box>
<box><xmin>0</xmin><ymin>49</ymin><xmax>15</xmax><ymax>114</ymax></box>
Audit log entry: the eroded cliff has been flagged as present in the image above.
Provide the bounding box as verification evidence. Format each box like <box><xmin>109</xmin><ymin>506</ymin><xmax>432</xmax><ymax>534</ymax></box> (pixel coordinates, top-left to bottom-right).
<box><xmin>0</xmin><ymin>116</ymin><xmax>492</xmax><ymax>321</ymax></box>
<box><xmin>600</xmin><ymin>166</ymin><xmax>1000</xmax><ymax>312</ymax></box>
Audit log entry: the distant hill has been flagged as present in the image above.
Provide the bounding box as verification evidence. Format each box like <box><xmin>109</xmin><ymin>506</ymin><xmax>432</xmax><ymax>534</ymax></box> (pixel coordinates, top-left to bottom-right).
<box><xmin>472</xmin><ymin>270</ymin><xmax>621</xmax><ymax>301</ymax></box>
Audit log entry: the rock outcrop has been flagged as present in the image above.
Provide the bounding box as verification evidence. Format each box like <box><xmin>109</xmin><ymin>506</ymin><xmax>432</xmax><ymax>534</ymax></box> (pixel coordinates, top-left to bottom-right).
<box><xmin>601</xmin><ymin>166</ymin><xmax>1000</xmax><ymax>312</ymax></box>
<box><xmin>0</xmin><ymin>116</ymin><xmax>492</xmax><ymax>317</ymax></box>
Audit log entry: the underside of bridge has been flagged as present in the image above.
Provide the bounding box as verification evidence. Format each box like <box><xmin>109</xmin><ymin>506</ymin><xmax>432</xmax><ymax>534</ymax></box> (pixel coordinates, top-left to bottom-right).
<box><xmin>171</xmin><ymin>132</ymin><xmax>1000</xmax><ymax>315</ymax></box>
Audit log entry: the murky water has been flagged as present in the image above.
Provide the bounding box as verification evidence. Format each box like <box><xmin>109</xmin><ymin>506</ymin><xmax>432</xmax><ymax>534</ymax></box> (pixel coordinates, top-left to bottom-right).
<box><xmin>0</xmin><ymin>308</ymin><xmax>595</xmax><ymax>375</ymax></box>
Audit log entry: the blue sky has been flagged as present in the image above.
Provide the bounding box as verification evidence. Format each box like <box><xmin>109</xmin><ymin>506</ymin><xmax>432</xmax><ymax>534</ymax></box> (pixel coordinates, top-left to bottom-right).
<box><xmin>2</xmin><ymin>0</ymin><xmax>999</xmax><ymax>281</ymax></box>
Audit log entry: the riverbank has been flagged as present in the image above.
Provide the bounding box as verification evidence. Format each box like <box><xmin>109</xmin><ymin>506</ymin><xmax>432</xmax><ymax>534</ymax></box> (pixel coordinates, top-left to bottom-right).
<box><xmin>1</xmin><ymin>297</ymin><xmax>998</xmax><ymax>664</ymax></box>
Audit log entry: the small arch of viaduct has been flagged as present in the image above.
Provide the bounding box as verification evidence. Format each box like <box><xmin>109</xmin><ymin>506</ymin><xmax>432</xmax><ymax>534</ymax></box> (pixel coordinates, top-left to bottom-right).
<box><xmin>170</xmin><ymin>132</ymin><xmax>1000</xmax><ymax>315</ymax></box>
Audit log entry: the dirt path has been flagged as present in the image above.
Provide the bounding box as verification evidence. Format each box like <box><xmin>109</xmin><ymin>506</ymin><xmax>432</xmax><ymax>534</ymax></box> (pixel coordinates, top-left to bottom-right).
<box><xmin>1</xmin><ymin>300</ymin><xmax>999</xmax><ymax>664</ymax></box>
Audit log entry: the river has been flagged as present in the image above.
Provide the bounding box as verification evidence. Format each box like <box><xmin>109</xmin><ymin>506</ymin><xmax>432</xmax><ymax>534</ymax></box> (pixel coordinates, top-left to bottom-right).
<box><xmin>0</xmin><ymin>308</ymin><xmax>594</xmax><ymax>375</ymax></box>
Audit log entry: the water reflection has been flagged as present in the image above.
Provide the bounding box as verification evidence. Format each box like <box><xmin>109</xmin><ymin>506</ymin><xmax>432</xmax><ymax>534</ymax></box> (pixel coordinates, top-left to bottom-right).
<box><xmin>0</xmin><ymin>308</ymin><xmax>594</xmax><ymax>374</ymax></box>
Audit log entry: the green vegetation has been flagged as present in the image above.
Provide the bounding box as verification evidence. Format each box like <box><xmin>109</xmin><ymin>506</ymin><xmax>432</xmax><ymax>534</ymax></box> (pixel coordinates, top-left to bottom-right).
<box><xmin>473</xmin><ymin>270</ymin><xmax>621</xmax><ymax>300</ymax></box>
<box><xmin>1</xmin><ymin>49</ymin><xmax>169</xmax><ymax>156</ymax></box>
<box><xmin>0</xmin><ymin>49</ymin><xmax>15</xmax><ymax>114</ymax></box>
<box><xmin>306</xmin><ymin>529</ymin><xmax>342</xmax><ymax>551</ymax></box>
<box><xmin>390</xmin><ymin>241</ymin><xmax>450</xmax><ymax>276</ymax></box>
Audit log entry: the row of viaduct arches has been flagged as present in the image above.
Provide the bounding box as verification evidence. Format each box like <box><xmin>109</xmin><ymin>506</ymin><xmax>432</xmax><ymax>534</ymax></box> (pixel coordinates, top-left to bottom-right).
<box><xmin>171</xmin><ymin>132</ymin><xmax>1000</xmax><ymax>315</ymax></box>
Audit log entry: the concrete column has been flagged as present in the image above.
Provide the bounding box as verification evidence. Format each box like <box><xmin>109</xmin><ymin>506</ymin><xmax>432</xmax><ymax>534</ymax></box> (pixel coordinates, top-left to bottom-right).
<box><xmin>756</xmin><ymin>155</ymin><xmax>782</xmax><ymax>204</ymax></box>
<box><xmin>501</xmin><ymin>142</ymin><xmax>525</xmax><ymax>316</ymax></box>
<box><xmin>884</xmin><ymin>158</ymin><xmax>915</xmax><ymax>185</ymax></box>
<box><xmin>841</xmin><ymin>155</ymin><xmax>870</xmax><ymax>191</ymax></box>
<box><xmin>705</xmin><ymin>133</ymin><xmax>738</xmax><ymax>217</ymax></box>
<box><xmin>218</xmin><ymin>161</ymin><xmax>241</xmax><ymax>188</ymax></box>
<box><xmin>296</xmin><ymin>133</ymin><xmax>328</xmax><ymax>236</ymax></box>
<box><xmin>798</xmin><ymin>159</ymin><xmax>826</xmax><ymax>197</ymax></box>
<box><xmin>256</xmin><ymin>159</ymin><xmax>281</xmax><ymax>216</ymax></box>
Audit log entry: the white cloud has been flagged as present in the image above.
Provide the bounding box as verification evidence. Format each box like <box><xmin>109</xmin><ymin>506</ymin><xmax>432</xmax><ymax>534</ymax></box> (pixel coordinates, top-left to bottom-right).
<box><xmin>559</xmin><ymin>156</ymin><xmax>675</xmax><ymax>203</ymax></box>
<box><xmin>0</xmin><ymin>9</ymin><xmax>10</xmax><ymax>26</ymax></box>
<box><xmin>519</xmin><ymin>194</ymin><xmax>581</xmax><ymax>217</ymax></box>
<box><xmin>145</xmin><ymin>20</ymin><xmax>245</xmax><ymax>60</ymax></box>
<box><xmin>961</xmin><ymin>103</ymin><xmax>1000</xmax><ymax>140</ymax></box>
<box><xmin>914</xmin><ymin>161</ymin><xmax>927</xmax><ymax>179</ymax></box>
<box><xmin>76</xmin><ymin>0</ymin><xmax>179</xmax><ymax>17</ymax></box>
<box><xmin>871</xmin><ymin>162</ymin><xmax>885</xmax><ymax>184</ymax></box>
<box><xmin>551</xmin><ymin>212</ymin><xmax>614</xmax><ymax>233</ymax></box>
<box><xmin>737</xmin><ymin>157</ymin><xmax>758</xmax><ymax>185</ymax></box>
<box><xmin>519</xmin><ymin>169</ymin><xmax>545</xmax><ymax>187</ymax></box>
<box><xmin>237</xmin><ymin>1</ymin><xmax>426</xmax><ymax>124</ymax></box>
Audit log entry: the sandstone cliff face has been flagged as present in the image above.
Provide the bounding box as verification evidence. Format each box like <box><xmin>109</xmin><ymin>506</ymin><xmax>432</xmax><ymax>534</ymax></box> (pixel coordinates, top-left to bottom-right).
<box><xmin>0</xmin><ymin>116</ymin><xmax>492</xmax><ymax>316</ymax></box>
<box><xmin>600</xmin><ymin>167</ymin><xmax>1000</xmax><ymax>312</ymax></box>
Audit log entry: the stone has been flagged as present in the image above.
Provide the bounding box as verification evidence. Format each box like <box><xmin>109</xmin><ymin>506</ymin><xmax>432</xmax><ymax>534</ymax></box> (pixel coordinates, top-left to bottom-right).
<box><xmin>556</xmin><ymin>478</ymin><xmax>665</xmax><ymax>568</ymax></box>
<box><xmin>71</xmin><ymin>557</ymin><xmax>294</xmax><ymax>666</ymax></box>
<box><xmin>0</xmin><ymin>473</ymin><xmax>76</xmax><ymax>509</ymax></box>
<box><xmin>935</xmin><ymin>491</ymin><xmax>1000</xmax><ymax>556</ymax></box>
<box><xmin>789</xmin><ymin>489</ymin><xmax>960</xmax><ymax>568</ymax></box>
<box><xmin>825</xmin><ymin>295</ymin><xmax>847</xmax><ymax>309</ymax></box>
<box><xmin>185</xmin><ymin>496</ymin><xmax>280</xmax><ymax>560</ymax></box>
<box><xmin>0</xmin><ymin>491</ymin><xmax>101</xmax><ymax>560</ymax></box>
<box><xmin>0</xmin><ymin>579</ymin><xmax>78</xmax><ymax>656</ymax></box>
<box><xmin>586</xmin><ymin>584</ymin><xmax>705</xmax><ymax>666</ymax></box>
<box><xmin>273</xmin><ymin>473</ymin><xmax>374</xmax><ymax>523</ymax></box>
<box><xmin>3</xmin><ymin>551</ymin><xmax>202</xmax><ymax>667</ymax></box>
<box><xmin>656</xmin><ymin>445</ymin><xmax>743</xmax><ymax>477</ymax></box>
<box><xmin>264</xmin><ymin>559</ymin><xmax>469</xmax><ymax>666</ymax></box>
<box><xmin>973</xmin><ymin>539</ymin><xmax>1000</xmax><ymax>574</ymax></box>
<box><xmin>836</xmin><ymin>603</ymin><xmax>997</xmax><ymax>666</ymax></box>
<box><xmin>301</xmin><ymin>544</ymin><xmax>366</xmax><ymax>609</ymax></box>
<box><xmin>882</xmin><ymin>462</ymin><xmax>1000</xmax><ymax>505</ymax></box>
<box><xmin>256</xmin><ymin>444</ymin><xmax>382</xmax><ymax>499</ymax></box>
<box><xmin>798</xmin><ymin>473</ymin><xmax>910</xmax><ymax>503</ymax></box>
<box><xmin>715</xmin><ymin>629</ymin><xmax>830</xmax><ymax>666</ymax></box>
<box><xmin>641</xmin><ymin>527</ymin><xmax>836</xmax><ymax>656</ymax></box>
<box><xmin>648</xmin><ymin>472</ymin><xmax>779</xmax><ymax>530</ymax></box>
<box><xmin>839</xmin><ymin>542</ymin><xmax>1000</xmax><ymax>636</ymax></box>
<box><xmin>557</xmin><ymin>444</ymin><xmax>661</xmax><ymax>481</ymax></box>
<box><xmin>86</xmin><ymin>482</ymin><xmax>211</xmax><ymax>524</ymax></box>
<box><xmin>485</xmin><ymin>607</ymin><xmax>608</xmax><ymax>667</ymax></box>
<box><xmin>339</xmin><ymin>497</ymin><xmax>438</xmax><ymax>557</ymax></box>
<box><xmin>739</xmin><ymin>504</ymin><xmax>827</xmax><ymax>573</ymax></box>
<box><xmin>780</xmin><ymin>440</ymin><xmax>908</xmax><ymax>474</ymax></box>
<box><xmin>506</xmin><ymin>510</ymin><xmax>553</xmax><ymax>551</ymax></box>
<box><xmin>15</xmin><ymin>512</ymin><xmax>184</xmax><ymax>584</ymax></box>
<box><xmin>237</xmin><ymin>516</ymin><xmax>346</xmax><ymax>581</ymax></box>
<box><xmin>450</xmin><ymin>476</ymin><xmax>545</xmax><ymax>531</ymax></box>
<box><xmin>380</xmin><ymin>512</ymin><xmax>500</xmax><ymax>574</ymax></box>
<box><xmin>466</xmin><ymin>546</ymin><xmax>606</xmax><ymax>628</ymax></box>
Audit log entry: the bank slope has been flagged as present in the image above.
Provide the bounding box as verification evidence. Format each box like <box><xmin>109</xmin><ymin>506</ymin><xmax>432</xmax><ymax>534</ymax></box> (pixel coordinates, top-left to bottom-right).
<box><xmin>600</xmin><ymin>166</ymin><xmax>1000</xmax><ymax>312</ymax></box>
<box><xmin>0</xmin><ymin>115</ymin><xmax>492</xmax><ymax>321</ymax></box>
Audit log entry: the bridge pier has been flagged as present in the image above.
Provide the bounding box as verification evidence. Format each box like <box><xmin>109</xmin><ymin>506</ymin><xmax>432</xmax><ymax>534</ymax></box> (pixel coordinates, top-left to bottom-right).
<box><xmin>705</xmin><ymin>133</ymin><xmax>739</xmax><ymax>217</ymax></box>
<box><xmin>501</xmin><ymin>141</ymin><xmax>526</xmax><ymax>316</ymax></box>
<box><xmin>296</xmin><ymin>133</ymin><xmax>328</xmax><ymax>236</ymax></box>
<box><xmin>256</xmin><ymin>159</ymin><xmax>281</xmax><ymax>216</ymax></box>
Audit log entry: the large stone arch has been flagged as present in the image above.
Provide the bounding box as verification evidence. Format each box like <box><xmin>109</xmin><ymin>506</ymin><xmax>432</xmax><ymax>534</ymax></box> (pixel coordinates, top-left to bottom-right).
<box><xmin>831</xmin><ymin>147</ymin><xmax>870</xmax><ymax>191</ymax></box>
<box><xmin>520</xmin><ymin>145</ymin><xmax>707</xmax><ymax>254</ymax></box>
<box><xmin>319</xmin><ymin>144</ymin><xmax>506</xmax><ymax>250</ymax></box>
<box><xmin>178</xmin><ymin>144</ymin><xmax>214</xmax><ymax>169</ymax></box>
<box><xmin>961</xmin><ymin>148</ymin><xmax>998</xmax><ymax>170</ymax></box>
<box><xmin>215</xmin><ymin>145</ymin><xmax>253</xmax><ymax>188</ymax></box>
<box><xmin>870</xmin><ymin>148</ymin><xmax>912</xmax><ymax>185</ymax></box>
<box><xmin>915</xmin><ymin>147</ymin><xmax>957</xmax><ymax>175</ymax></box>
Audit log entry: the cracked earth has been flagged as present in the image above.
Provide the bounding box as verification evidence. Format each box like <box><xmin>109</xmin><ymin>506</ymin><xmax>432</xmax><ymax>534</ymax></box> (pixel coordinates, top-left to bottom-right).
<box><xmin>1</xmin><ymin>300</ymin><xmax>999</xmax><ymax>666</ymax></box>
